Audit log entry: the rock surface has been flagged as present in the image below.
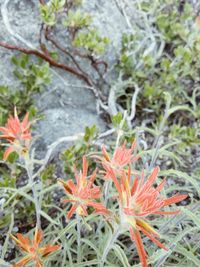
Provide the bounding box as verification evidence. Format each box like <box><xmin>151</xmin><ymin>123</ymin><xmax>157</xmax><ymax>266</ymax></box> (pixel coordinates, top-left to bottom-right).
<box><xmin>0</xmin><ymin>0</ymin><xmax>126</xmax><ymax>152</ymax></box>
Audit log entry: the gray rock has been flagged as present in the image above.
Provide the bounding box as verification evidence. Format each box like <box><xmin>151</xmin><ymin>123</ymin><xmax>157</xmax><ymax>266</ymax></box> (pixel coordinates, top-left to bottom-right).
<box><xmin>0</xmin><ymin>0</ymin><xmax>126</xmax><ymax>155</ymax></box>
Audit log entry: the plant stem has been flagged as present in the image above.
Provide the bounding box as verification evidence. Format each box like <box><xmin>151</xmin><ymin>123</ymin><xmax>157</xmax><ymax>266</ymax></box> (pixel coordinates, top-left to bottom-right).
<box><xmin>77</xmin><ymin>213</ymin><xmax>81</xmax><ymax>264</ymax></box>
<box><xmin>1</xmin><ymin>213</ymin><xmax>14</xmax><ymax>260</ymax></box>
<box><xmin>149</xmin><ymin>97</ymin><xmax>170</xmax><ymax>170</ymax></box>
<box><xmin>104</xmin><ymin>180</ymin><xmax>111</xmax><ymax>207</ymax></box>
<box><xmin>115</xmin><ymin>110</ymin><xmax>127</xmax><ymax>149</ymax></box>
<box><xmin>100</xmin><ymin>226</ymin><xmax>121</xmax><ymax>267</ymax></box>
<box><xmin>0</xmin><ymin>41</ymin><xmax>93</xmax><ymax>86</ymax></box>
<box><xmin>96</xmin><ymin>180</ymin><xmax>111</xmax><ymax>233</ymax></box>
<box><xmin>25</xmin><ymin>157</ymin><xmax>41</xmax><ymax>228</ymax></box>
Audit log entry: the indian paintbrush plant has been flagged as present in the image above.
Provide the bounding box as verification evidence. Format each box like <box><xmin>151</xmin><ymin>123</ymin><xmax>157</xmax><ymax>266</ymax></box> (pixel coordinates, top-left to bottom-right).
<box><xmin>0</xmin><ymin>1</ymin><xmax>199</xmax><ymax>266</ymax></box>
<box><xmin>11</xmin><ymin>226</ymin><xmax>60</xmax><ymax>267</ymax></box>
<box><xmin>0</xmin><ymin>108</ymin><xmax>189</xmax><ymax>266</ymax></box>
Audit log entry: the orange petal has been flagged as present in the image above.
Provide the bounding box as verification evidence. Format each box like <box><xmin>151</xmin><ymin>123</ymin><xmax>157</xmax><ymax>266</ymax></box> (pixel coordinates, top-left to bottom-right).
<box><xmin>154</xmin><ymin>210</ymin><xmax>180</xmax><ymax>215</ymax></box>
<box><xmin>82</xmin><ymin>156</ymin><xmax>88</xmax><ymax>179</ymax></box>
<box><xmin>58</xmin><ymin>179</ymin><xmax>74</xmax><ymax>194</ymax></box>
<box><xmin>131</xmin><ymin>177</ymin><xmax>139</xmax><ymax>196</ymax></box>
<box><xmin>3</xmin><ymin>146</ymin><xmax>14</xmax><ymax>161</ymax></box>
<box><xmin>156</xmin><ymin>178</ymin><xmax>167</xmax><ymax>192</ymax></box>
<box><xmin>127</xmin><ymin>166</ymin><xmax>131</xmax><ymax>183</ymax></box>
<box><xmin>130</xmin><ymin>228</ymin><xmax>148</xmax><ymax>267</ymax></box>
<box><xmin>163</xmin><ymin>194</ymin><xmax>187</xmax><ymax>206</ymax></box>
<box><xmin>89</xmin><ymin>168</ymin><xmax>97</xmax><ymax>185</ymax></box>
<box><xmin>195</xmin><ymin>16</ymin><xmax>200</xmax><ymax>25</ymax></box>
<box><xmin>139</xmin><ymin>226</ymin><xmax>168</xmax><ymax>251</ymax></box>
<box><xmin>87</xmin><ymin>201</ymin><xmax>106</xmax><ymax>211</ymax></box>
<box><xmin>67</xmin><ymin>204</ymin><xmax>77</xmax><ymax>219</ymax></box>
<box><xmin>13</xmin><ymin>255</ymin><xmax>32</xmax><ymax>267</ymax></box>
<box><xmin>36</xmin><ymin>262</ymin><xmax>43</xmax><ymax>267</ymax></box>
<box><xmin>34</xmin><ymin>226</ymin><xmax>43</xmax><ymax>247</ymax></box>
<box><xmin>102</xmin><ymin>145</ymin><xmax>110</xmax><ymax>161</ymax></box>
<box><xmin>94</xmin><ymin>207</ymin><xmax>111</xmax><ymax>217</ymax></box>
<box><xmin>11</xmin><ymin>233</ymin><xmax>31</xmax><ymax>253</ymax></box>
<box><xmin>22</xmin><ymin>112</ymin><xmax>30</xmax><ymax>129</ymax></box>
<box><xmin>136</xmin><ymin>219</ymin><xmax>159</xmax><ymax>237</ymax></box>
<box><xmin>39</xmin><ymin>244</ymin><xmax>61</xmax><ymax>257</ymax></box>
<box><xmin>144</xmin><ymin>167</ymin><xmax>160</xmax><ymax>191</ymax></box>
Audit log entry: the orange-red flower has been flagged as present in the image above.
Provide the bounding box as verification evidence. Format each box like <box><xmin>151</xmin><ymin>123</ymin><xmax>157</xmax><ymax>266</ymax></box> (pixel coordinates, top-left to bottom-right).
<box><xmin>0</xmin><ymin>108</ymin><xmax>31</xmax><ymax>160</ymax></box>
<box><xmin>195</xmin><ymin>16</ymin><xmax>200</xmax><ymax>25</ymax></box>
<box><xmin>101</xmin><ymin>140</ymin><xmax>139</xmax><ymax>179</ymax></box>
<box><xmin>59</xmin><ymin>156</ymin><xmax>108</xmax><ymax>219</ymax></box>
<box><xmin>111</xmin><ymin>167</ymin><xmax>187</xmax><ymax>267</ymax></box>
<box><xmin>11</xmin><ymin>226</ymin><xmax>60</xmax><ymax>267</ymax></box>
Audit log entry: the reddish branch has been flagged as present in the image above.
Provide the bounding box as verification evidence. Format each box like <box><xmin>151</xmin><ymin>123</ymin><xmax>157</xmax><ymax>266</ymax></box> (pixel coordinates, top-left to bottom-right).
<box><xmin>0</xmin><ymin>41</ymin><xmax>92</xmax><ymax>86</ymax></box>
<box><xmin>44</xmin><ymin>27</ymin><xmax>93</xmax><ymax>84</ymax></box>
<box><xmin>74</xmin><ymin>50</ymin><xmax>108</xmax><ymax>80</ymax></box>
<box><xmin>0</xmin><ymin>0</ymin><xmax>108</xmax><ymax>92</ymax></box>
<box><xmin>43</xmin><ymin>25</ymin><xmax>108</xmax><ymax>82</ymax></box>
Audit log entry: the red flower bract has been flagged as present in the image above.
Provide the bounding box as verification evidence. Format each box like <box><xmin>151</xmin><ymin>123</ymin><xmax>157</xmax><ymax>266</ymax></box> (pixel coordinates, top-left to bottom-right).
<box><xmin>111</xmin><ymin>166</ymin><xmax>187</xmax><ymax>267</ymax></box>
<box><xmin>59</xmin><ymin>156</ymin><xmax>108</xmax><ymax>219</ymax></box>
<box><xmin>101</xmin><ymin>140</ymin><xmax>139</xmax><ymax>179</ymax></box>
<box><xmin>0</xmin><ymin>107</ymin><xmax>31</xmax><ymax>160</ymax></box>
<box><xmin>11</xmin><ymin>226</ymin><xmax>60</xmax><ymax>267</ymax></box>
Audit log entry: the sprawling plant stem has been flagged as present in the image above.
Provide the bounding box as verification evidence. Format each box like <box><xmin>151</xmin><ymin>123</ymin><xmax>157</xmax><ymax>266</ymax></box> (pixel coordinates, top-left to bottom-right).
<box><xmin>25</xmin><ymin>156</ymin><xmax>41</xmax><ymax>228</ymax></box>
<box><xmin>77</xmin><ymin>213</ymin><xmax>82</xmax><ymax>264</ymax></box>
<box><xmin>100</xmin><ymin>226</ymin><xmax>121</xmax><ymax>267</ymax></box>
<box><xmin>96</xmin><ymin>179</ymin><xmax>111</xmax><ymax>234</ymax></box>
<box><xmin>103</xmin><ymin>117</ymin><xmax>125</xmax><ymax>207</ymax></box>
<box><xmin>149</xmin><ymin>95</ymin><xmax>171</xmax><ymax>170</ymax></box>
<box><xmin>104</xmin><ymin>180</ymin><xmax>112</xmax><ymax>207</ymax></box>
<box><xmin>100</xmin><ymin>113</ymin><xmax>127</xmax><ymax>231</ymax></box>
<box><xmin>0</xmin><ymin>213</ymin><xmax>14</xmax><ymax>260</ymax></box>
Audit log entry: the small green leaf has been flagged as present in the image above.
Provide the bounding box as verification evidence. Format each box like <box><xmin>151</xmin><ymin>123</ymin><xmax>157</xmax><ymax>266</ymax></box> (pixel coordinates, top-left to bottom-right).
<box><xmin>181</xmin><ymin>207</ymin><xmax>200</xmax><ymax>229</ymax></box>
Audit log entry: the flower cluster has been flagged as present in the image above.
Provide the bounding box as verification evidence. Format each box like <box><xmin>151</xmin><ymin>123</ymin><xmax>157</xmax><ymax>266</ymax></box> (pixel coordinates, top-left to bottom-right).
<box><xmin>11</xmin><ymin>227</ymin><xmax>60</xmax><ymax>267</ymax></box>
<box><xmin>58</xmin><ymin>156</ymin><xmax>108</xmax><ymax>219</ymax></box>
<box><xmin>0</xmin><ymin>109</ymin><xmax>187</xmax><ymax>267</ymax></box>
<box><xmin>0</xmin><ymin>107</ymin><xmax>31</xmax><ymax>160</ymax></box>
<box><xmin>100</xmin><ymin>143</ymin><xmax>187</xmax><ymax>267</ymax></box>
<box><xmin>101</xmin><ymin>141</ymin><xmax>139</xmax><ymax>179</ymax></box>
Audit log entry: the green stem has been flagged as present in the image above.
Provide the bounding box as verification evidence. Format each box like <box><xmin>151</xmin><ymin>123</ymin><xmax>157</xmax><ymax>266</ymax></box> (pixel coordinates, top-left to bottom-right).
<box><xmin>1</xmin><ymin>213</ymin><xmax>14</xmax><ymax>259</ymax></box>
<box><xmin>25</xmin><ymin>157</ymin><xmax>41</xmax><ymax>228</ymax></box>
<box><xmin>100</xmin><ymin>226</ymin><xmax>121</xmax><ymax>267</ymax></box>
<box><xmin>149</xmin><ymin>100</ymin><xmax>170</xmax><ymax>170</ymax></box>
<box><xmin>77</xmin><ymin>214</ymin><xmax>81</xmax><ymax>264</ymax></box>
<box><xmin>96</xmin><ymin>180</ymin><xmax>111</xmax><ymax>234</ymax></box>
<box><xmin>104</xmin><ymin>180</ymin><xmax>111</xmax><ymax>207</ymax></box>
